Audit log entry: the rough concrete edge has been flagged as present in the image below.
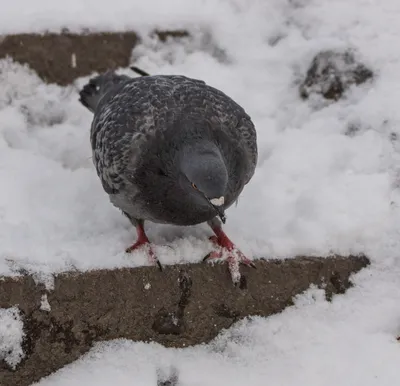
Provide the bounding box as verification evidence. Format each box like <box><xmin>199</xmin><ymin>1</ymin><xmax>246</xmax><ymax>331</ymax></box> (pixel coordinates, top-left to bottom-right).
<box><xmin>0</xmin><ymin>254</ymin><xmax>370</xmax><ymax>386</ymax></box>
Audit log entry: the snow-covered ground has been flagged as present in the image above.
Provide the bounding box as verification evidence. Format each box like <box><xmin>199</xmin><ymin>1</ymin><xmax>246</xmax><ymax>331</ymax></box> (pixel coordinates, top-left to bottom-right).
<box><xmin>0</xmin><ymin>0</ymin><xmax>400</xmax><ymax>384</ymax></box>
<box><xmin>0</xmin><ymin>307</ymin><xmax>25</xmax><ymax>370</ymax></box>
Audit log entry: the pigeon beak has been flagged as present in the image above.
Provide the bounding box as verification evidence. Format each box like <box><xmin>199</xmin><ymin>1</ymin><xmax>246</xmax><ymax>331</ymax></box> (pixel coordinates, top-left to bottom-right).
<box><xmin>214</xmin><ymin>206</ymin><xmax>226</xmax><ymax>224</ymax></box>
<box><xmin>210</xmin><ymin>196</ymin><xmax>226</xmax><ymax>224</ymax></box>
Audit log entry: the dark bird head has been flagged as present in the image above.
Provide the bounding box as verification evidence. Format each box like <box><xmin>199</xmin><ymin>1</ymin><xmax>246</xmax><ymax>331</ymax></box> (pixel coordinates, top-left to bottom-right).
<box><xmin>133</xmin><ymin>125</ymin><xmax>232</xmax><ymax>226</ymax></box>
<box><xmin>178</xmin><ymin>140</ymin><xmax>228</xmax><ymax>223</ymax></box>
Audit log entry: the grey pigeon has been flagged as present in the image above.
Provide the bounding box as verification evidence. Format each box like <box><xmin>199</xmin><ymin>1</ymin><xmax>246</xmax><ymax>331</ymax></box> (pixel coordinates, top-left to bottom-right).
<box><xmin>79</xmin><ymin>68</ymin><xmax>258</xmax><ymax>283</ymax></box>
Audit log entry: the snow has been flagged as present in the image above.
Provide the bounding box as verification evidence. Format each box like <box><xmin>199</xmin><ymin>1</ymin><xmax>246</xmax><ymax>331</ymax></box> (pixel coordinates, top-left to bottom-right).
<box><xmin>40</xmin><ymin>294</ymin><xmax>51</xmax><ymax>312</ymax></box>
<box><xmin>0</xmin><ymin>307</ymin><xmax>25</xmax><ymax>370</ymax></box>
<box><xmin>0</xmin><ymin>0</ymin><xmax>399</xmax><ymax>384</ymax></box>
<box><xmin>0</xmin><ymin>0</ymin><xmax>241</xmax><ymax>35</ymax></box>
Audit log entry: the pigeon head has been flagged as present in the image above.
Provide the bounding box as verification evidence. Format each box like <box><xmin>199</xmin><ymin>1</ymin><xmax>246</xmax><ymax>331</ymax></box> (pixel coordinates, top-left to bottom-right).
<box><xmin>178</xmin><ymin>141</ymin><xmax>228</xmax><ymax>223</ymax></box>
<box><xmin>133</xmin><ymin>136</ymin><xmax>230</xmax><ymax>226</ymax></box>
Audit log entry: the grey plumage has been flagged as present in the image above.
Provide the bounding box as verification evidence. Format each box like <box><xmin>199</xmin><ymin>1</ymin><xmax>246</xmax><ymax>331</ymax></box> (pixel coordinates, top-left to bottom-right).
<box><xmin>79</xmin><ymin>69</ymin><xmax>258</xmax><ymax>281</ymax></box>
<box><xmin>80</xmin><ymin>71</ymin><xmax>257</xmax><ymax>226</ymax></box>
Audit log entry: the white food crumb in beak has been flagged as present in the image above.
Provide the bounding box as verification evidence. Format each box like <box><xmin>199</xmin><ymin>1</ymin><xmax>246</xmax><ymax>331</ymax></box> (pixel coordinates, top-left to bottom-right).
<box><xmin>210</xmin><ymin>196</ymin><xmax>225</xmax><ymax>206</ymax></box>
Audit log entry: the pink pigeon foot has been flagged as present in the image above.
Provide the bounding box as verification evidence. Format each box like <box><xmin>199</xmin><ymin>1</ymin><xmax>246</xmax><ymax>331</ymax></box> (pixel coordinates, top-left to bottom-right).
<box><xmin>204</xmin><ymin>225</ymin><xmax>255</xmax><ymax>284</ymax></box>
<box><xmin>125</xmin><ymin>222</ymin><xmax>162</xmax><ymax>270</ymax></box>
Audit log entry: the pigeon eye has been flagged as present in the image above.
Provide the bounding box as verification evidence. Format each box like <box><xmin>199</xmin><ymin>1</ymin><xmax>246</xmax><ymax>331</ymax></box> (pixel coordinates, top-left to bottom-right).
<box><xmin>191</xmin><ymin>183</ymin><xmax>198</xmax><ymax>190</ymax></box>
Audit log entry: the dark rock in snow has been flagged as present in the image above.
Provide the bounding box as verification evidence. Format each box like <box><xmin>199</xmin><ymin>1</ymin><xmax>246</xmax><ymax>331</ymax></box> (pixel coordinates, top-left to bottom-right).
<box><xmin>157</xmin><ymin>366</ymin><xmax>180</xmax><ymax>386</ymax></box>
<box><xmin>300</xmin><ymin>49</ymin><xmax>373</xmax><ymax>101</ymax></box>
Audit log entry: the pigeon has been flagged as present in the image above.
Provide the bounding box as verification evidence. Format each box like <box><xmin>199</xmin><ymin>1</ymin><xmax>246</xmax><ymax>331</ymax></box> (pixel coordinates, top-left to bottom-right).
<box><xmin>79</xmin><ymin>67</ymin><xmax>258</xmax><ymax>283</ymax></box>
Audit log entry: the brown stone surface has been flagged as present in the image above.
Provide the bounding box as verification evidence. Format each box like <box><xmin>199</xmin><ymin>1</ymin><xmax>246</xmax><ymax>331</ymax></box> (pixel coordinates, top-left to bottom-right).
<box><xmin>0</xmin><ymin>32</ymin><xmax>138</xmax><ymax>85</ymax></box>
<box><xmin>0</xmin><ymin>255</ymin><xmax>369</xmax><ymax>386</ymax></box>
<box><xmin>0</xmin><ymin>30</ymin><xmax>188</xmax><ymax>86</ymax></box>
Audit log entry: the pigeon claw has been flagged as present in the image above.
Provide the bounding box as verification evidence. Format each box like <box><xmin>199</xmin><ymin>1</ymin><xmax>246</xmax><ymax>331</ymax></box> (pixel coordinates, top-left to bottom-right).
<box><xmin>125</xmin><ymin>241</ymin><xmax>162</xmax><ymax>271</ymax></box>
<box><xmin>204</xmin><ymin>233</ymin><xmax>255</xmax><ymax>284</ymax></box>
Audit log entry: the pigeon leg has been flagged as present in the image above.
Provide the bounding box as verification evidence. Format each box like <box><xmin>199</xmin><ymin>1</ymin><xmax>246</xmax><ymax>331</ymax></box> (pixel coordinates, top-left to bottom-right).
<box><xmin>204</xmin><ymin>218</ymin><xmax>255</xmax><ymax>284</ymax></box>
<box><xmin>125</xmin><ymin>220</ymin><xmax>162</xmax><ymax>270</ymax></box>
